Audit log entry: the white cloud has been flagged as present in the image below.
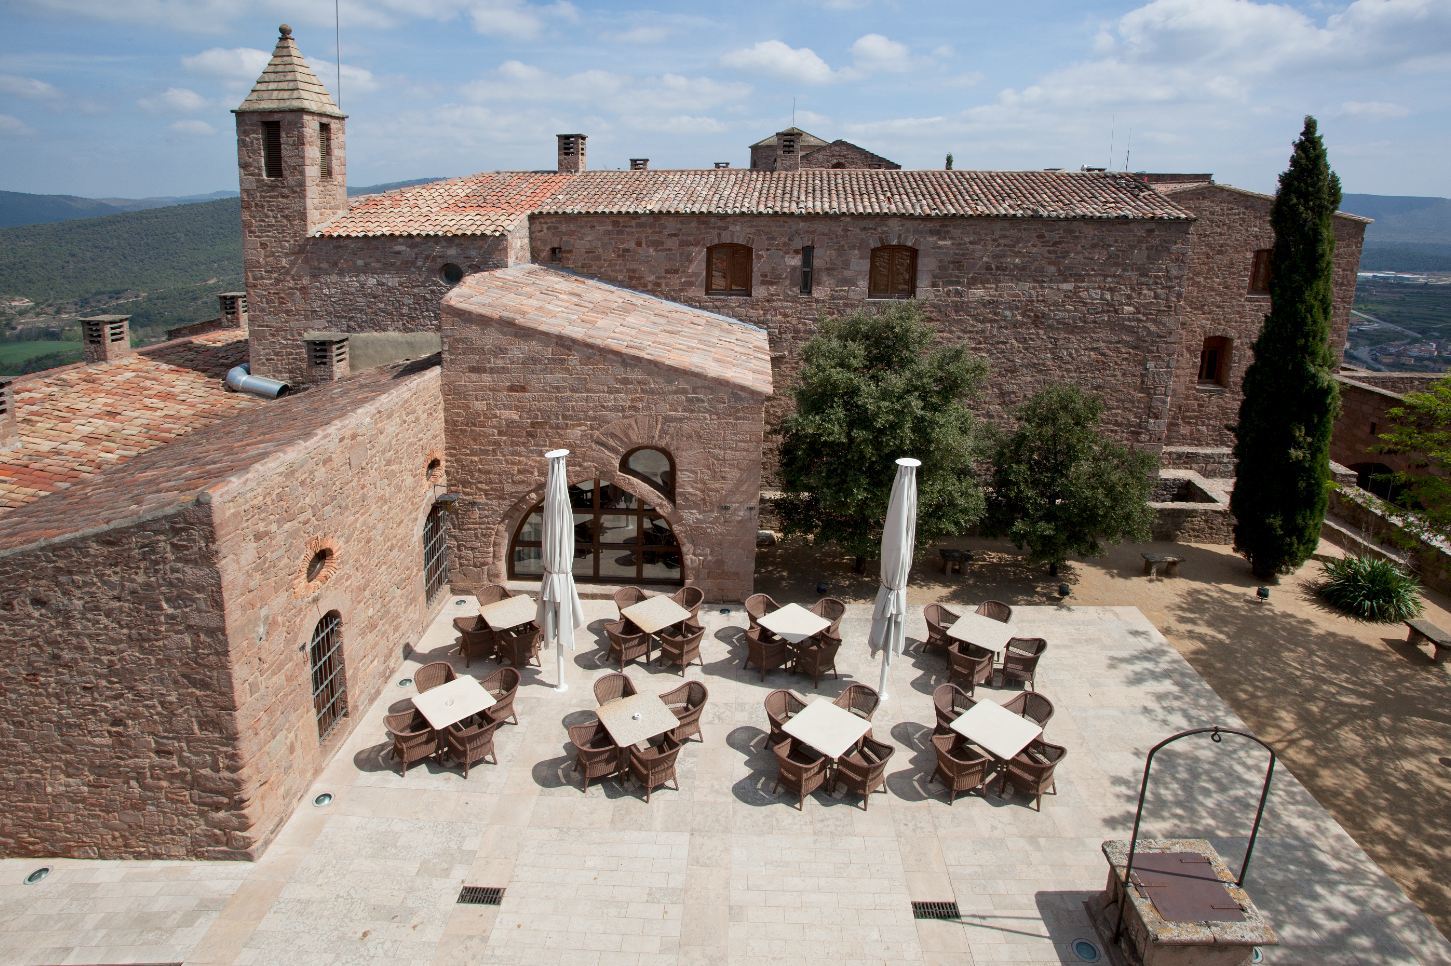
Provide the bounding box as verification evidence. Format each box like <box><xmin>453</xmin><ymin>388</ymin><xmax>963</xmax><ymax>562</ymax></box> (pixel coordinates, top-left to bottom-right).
<box><xmin>621</xmin><ymin>114</ymin><xmax>727</xmax><ymax>134</ymax></box>
<box><xmin>468</xmin><ymin>0</ymin><xmax>579</xmax><ymax>39</ymax></box>
<box><xmin>1339</xmin><ymin>100</ymin><xmax>1410</xmax><ymax>119</ymax></box>
<box><xmin>169</xmin><ymin>119</ymin><xmax>216</xmax><ymax>135</ymax></box>
<box><xmin>608</xmin><ymin>25</ymin><xmax>669</xmax><ymax>44</ymax></box>
<box><xmin>721</xmin><ymin>40</ymin><xmax>835</xmax><ymax>85</ymax></box>
<box><xmin>468</xmin><ymin>62</ymin><xmax>749</xmax><ymax>115</ymax></box>
<box><xmin>139</xmin><ymin>86</ymin><xmax>208</xmax><ymax>112</ymax></box>
<box><xmin>850</xmin><ymin>34</ymin><xmax>911</xmax><ymax>74</ymax></box>
<box><xmin>0</xmin><ymin>74</ymin><xmax>60</xmax><ymax>100</ymax></box>
<box><xmin>312</xmin><ymin>59</ymin><xmax>380</xmax><ymax>95</ymax></box>
<box><xmin>794</xmin><ymin>109</ymin><xmax>832</xmax><ymax>128</ymax></box>
<box><xmin>0</xmin><ymin>114</ymin><xmax>35</xmax><ymax>136</ymax></box>
<box><xmin>182</xmin><ymin>47</ymin><xmax>270</xmax><ymax>85</ymax></box>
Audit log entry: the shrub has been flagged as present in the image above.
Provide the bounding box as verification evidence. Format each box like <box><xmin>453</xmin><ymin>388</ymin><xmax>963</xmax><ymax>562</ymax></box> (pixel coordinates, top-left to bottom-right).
<box><xmin>1317</xmin><ymin>555</ymin><xmax>1423</xmax><ymax>623</ymax></box>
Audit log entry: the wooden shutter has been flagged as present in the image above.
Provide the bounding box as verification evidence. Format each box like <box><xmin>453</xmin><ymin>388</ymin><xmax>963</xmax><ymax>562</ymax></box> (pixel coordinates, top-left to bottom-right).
<box><xmin>319</xmin><ymin>123</ymin><xmax>333</xmax><ymax>180</ymax></box>
<box><xmin>870</xmin><ymin>246</ymin><xmax>916</xmax><ymax>298</ymax></box>
<box><xmin>1249</xmin><ymin>249</ymin><xmax>1272</xmax><ymax>294</ymax></box>
<box><xmin>262</xmin><ymin>121</ymin><xmax>283</xmax><ymax>179</ymax></box>
<box><xmin>707</xmin><ymin>244</ymin><xmax>751</xmax><ymax>295</ymax></box>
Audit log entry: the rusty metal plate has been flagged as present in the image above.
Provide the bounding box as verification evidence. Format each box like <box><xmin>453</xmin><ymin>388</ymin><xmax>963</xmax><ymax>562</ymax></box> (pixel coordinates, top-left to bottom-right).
<box><xmin>1129</xmin><ymin>852</ymin><xmax>1246</xmax><ymax>923</ymax></box>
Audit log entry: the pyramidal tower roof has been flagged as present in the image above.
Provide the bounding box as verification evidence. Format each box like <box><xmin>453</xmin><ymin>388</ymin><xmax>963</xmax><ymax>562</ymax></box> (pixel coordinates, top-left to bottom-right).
<box><xmin>234</xmin><ymin>24</ymin><xmax>344</xmax><ymax>118</ymax></box>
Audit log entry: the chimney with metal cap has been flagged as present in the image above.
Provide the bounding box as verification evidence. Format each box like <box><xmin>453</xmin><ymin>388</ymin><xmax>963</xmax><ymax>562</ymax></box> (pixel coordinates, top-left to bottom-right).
<box><xmin>714</xmin><ymin>161</ymin><xmax>731</xmax><ymax>169</ymax></box>
<box><xmin>218</xmin><ymin>292</ymin><xmax>249</xmax><ymax>329</ymax></box>
<box><xmin>80</xmin><ymin>315</ymin><xmax>133</xmax><ymax>364</ymax></box>
<box><xmin>557</xmin><ymin>133</ymin><xmax>587</xmax><ymax>173</ymax></box>
<box><xmin>303</xmin><ymin>332</ymin><xmax>349</xmax><ymax>383</ymax></box>
<box><xmin>0</xmin><ymin>376</ymin><xmax>17</xmax><ymax>450</ymax></box>
<box><xmin>775</xmin><ymin>130</ymin><xmax>800</xmax><ymax>170</ymax></box>
<box><xmin>629</xmin><ymin>158</ymin><xmax>649</xmax><ymax>170</ymax></box>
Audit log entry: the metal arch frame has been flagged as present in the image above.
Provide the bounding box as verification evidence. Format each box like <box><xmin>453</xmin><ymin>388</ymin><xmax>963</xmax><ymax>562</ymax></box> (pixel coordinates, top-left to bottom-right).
<box><xmin>1113</xmin><ymin>726</ymin><xmax>1277</xmax><ymax>943</ymax></box>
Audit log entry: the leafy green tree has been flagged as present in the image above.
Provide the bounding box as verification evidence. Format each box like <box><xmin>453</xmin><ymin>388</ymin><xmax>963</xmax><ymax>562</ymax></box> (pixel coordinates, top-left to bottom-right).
<box><xmin>945</xmin><ymin>152</ymin><xmax>954</xmax><ymax>170</ymax></box>
<box><xmin>777</xmin><ymin>302</ymin><xmax>988</xmax><ymax>573</ymax></box>
<box><xmin>1377</xmin><ymin>374</ymin><xmax>1451</xmax><ymax>540</ymax></box>
<box><xmin>984</xmin><ymin>384</ymin><xmax>1155</xmax><ymax>571</ymax></box>
<box><xmin>1230</xmin><ymin>116</ymin><xmax>1343</xmax><ymax>580</ymax></box>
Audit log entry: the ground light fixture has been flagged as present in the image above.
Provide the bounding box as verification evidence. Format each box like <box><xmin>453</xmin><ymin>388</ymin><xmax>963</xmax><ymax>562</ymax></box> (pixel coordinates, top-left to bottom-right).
<box><xmin>1058</xmin><ymin>583</ymin><xmax>1071</xmax><ymax>600</ymax></box>
<box><xmin>1257</xmin><ymin>586</ymin><xmax>1270</xmax><ymax>602</ymax></box>
<box><xmin>24</xmin><ymin>867</ymin><xmax>50</xmax><ymax>884</ymax></box>
<box><xmin>397</xmin><ymin>677</ymin><xmax>413</xmax><ymax>687</ymax></box>
<box><xmin>1070</xmin><ymin>938</ymin><xmax>1101</xmax><ymax>962</ymax></box>
<box><xmin>313</xmin><ymin>792</ymin><xmax>333</xmax><ymax>807</ymax></box>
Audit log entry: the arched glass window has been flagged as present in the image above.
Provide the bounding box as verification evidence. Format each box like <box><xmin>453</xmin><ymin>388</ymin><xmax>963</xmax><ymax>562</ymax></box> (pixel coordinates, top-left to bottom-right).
<box><xmin>706</xmin><ymin>243</ymin><xmax>752</xmax><ymax>295</ymax></box>
<box><xmin>868</xmin><ymin>245</ymin><xmax>917</xmax><ymax>298</ymax></box>
<box><xmin>308</xmin><ymin>611</ymin><xmax>347</xmax><ymax>740</ymax></box>
<box><xmin>1197</xmin><ymin>336</ymin><xmax>1233</xmax><ymax>387</ymax></box>
<box><xmin>509</xmin><ymin>479</ymin><xmax>683</xmax><ymax>585</ymax></box>
<box><xmin>621</xmin><ymin>446</ymin><xmax>674</xmax><ymax>498</ymax></box>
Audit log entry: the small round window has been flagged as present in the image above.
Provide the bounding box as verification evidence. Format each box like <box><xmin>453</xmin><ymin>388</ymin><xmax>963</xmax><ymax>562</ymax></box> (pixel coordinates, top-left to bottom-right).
<box><xmin>440</xmin><ymin>263</ymin><xmax>464</xmax><ymax>284</ymax></box>
<box><xmin>621</xmin><ymin>447</ymin><xmax>674</xmax><ymax>498</ymax></box>
<box><xmin>306</xmin><ymin>548</ymin><xmax>333</xmax><ymax>582</ymax></box>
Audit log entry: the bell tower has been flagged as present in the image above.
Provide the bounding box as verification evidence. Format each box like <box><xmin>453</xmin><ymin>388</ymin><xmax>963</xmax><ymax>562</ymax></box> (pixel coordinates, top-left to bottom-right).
<box><xmin>234</xmin><ymin>24</ymin><xmax>347</xmax><ymax>382</ymax></box>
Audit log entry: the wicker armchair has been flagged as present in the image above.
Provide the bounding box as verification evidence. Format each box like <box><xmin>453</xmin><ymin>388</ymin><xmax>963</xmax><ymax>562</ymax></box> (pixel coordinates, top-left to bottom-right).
<box><xmin>794</xmin><ymin>632</ymin><xmax>841</xmax><ymax>687</ymax></box>
<box><xmin>444</xmin><ymin>711</ymin><xmax>502</xmax><ymax>777</ymax></box>
<box><xmin>498</xmin><ymin>624</ymin><xmax>543</xmax><ymax>669</ymax></box>
<box><xmin>660</xmin><ymin>681</ymin><xmax>708</xmax><ymax>743</ymax></box>
<box><xmin>834</xmin><ymin>736</ymin><xmax>895</xmax><ymax>811</ymax></box>
<box><xmin>414</xmin><ymin>661</ymin><xmax>457</xmax><ymax>694</ymax></box>
<box><xmin>568</xmin><ymin>718</ymin><xmax>621</xmax><ymax>792</ymax></box>
<box><xmin>930</xmin><ymin>733</ymin><xmax>995</xmax><ymax>804</ymax></box>
<box><xmin>480</xmin><ymin>666</ymin><xmax>521</xmax><ymax>725</ymax></box>
<box><xmin>771</xmin><ymin>736</ymin><xmax>829</xmax><ymax>810</ymax></box>
<box><xmin>604</xmin><ymin>618</ymin><xmax>651</xmax><ymax>671</ymax></box>
<box><xmin>1000</xmin><ymin>637</ymin><xmax>1047</xmax><ymax>691</ymax></box>
<box><xmin>593</xmin><ymin>672</ymin><xmax>637</xmax><ymax>705</ymax></box>
<box><xmin>743</xmin><ymin>593</ymin><xmax>779</xmax><ymax>631</ymax></box>
<box><xmin>976</xmin><ymin>600</ymin><xmax>1013</xmax><ymax>623</ymax></box>
<box><xmin>1001</xmin><ymin>738</ymin><xmax>1066</xmax><ymax>810</ymax></box>
<box><xmin>744</xmin><ymin>626</ymin><xmax>789</xmax><ymax>681</ymax></box>
<box><xmin>612</xmin><ymin>586</ymin><xmax>649</xmax><ymax>612</ymax></box>
<box><xmin>932</xmin><ymin>683</ymin><xmax>976</xmax><ymax>736</ymax></box>
<box><xmin>1000</xmin><ymin>691</ymin><xmax>1054</xmax><ymax>731</ymax></box>
<box><xmin>452</xmin><ymin>616</ymin><xmax>497</xmax><ymax>668</ymax></box>
<box><xmin>670</xmin><ymin>585</ymin><xmax>705</xmax><ymax>621</ymax></box>
<box><xmin>833</xmin><ymin>684</ymin><xmax>880</xmax><ymax>721</ymax></box>
<box><xmin>657</xmin><ymin>623</ymin><xmax>705</xmax><ymax>675</ymax></box>
<box><xmin>384</xmin><ymin>709</ymin><xmax>437</xmax><ymax>777</ymax></box>
<box><xmin>923</xmin><ymin>602</ymin><xmax>961</xmax><ymax>654</ymax></box>
<box><xmin>627</xmin><ymin>734</ymin><xmax>683</xmax><ymax>802</ymax></box>
<box><xmin>764</xmin><ymin>689</ymin><xmax>807</xmax><ymax>743</ymax></box>
<box><xmin>947</xmin><ymin>641</ymin><xmax>995</xmax><ymax>695</ymax></box>
<box><xmin>809</xmin><ymin>596</ymin><xmax>847</xmax><ymax>634</ymax></box>
<box><xmin>478</xmin><ymin>584</ymin><xmax>513</xmax><ymax>606</ymax></box>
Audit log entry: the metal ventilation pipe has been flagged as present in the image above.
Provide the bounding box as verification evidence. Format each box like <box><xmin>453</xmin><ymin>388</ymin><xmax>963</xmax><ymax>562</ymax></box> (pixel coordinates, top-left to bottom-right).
<box><xmin>224</xmin><ymin>363</ymin><xmax>290</xmax><ymax>399</ymax></box>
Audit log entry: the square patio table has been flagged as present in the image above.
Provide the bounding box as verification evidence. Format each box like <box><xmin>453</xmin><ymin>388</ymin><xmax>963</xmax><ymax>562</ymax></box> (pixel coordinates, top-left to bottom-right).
<box><xmin>621</xmin><ymin>595</ymin><xmax>691</xmax><ymax>635</ymax></box>
<box><xmin>596</xmin><ymin>692</ymin><xmax>680</xmax><ymax>748</ymax></box>
<box><xmin>759</xmin><ymin>603</ymin><xmax>831</xmax><ymax>645</ymax></box>
<box><xmin>951</xmin><ymin>697</ymin><xmax>1042</xmax><ymax>761</ymax></box>
<box><xmin>946</xmin><ymin>612</ymin><xmax>1016</xmax><ymax>654</ymax></box>
<box><xmin>411</xmin><ymin>676</ymin><xmax>493</xmax><ymax>731</ymax></box>
<box><xmin>479</xmin><ymin>594</ymin><xmax>537</xmax><ymax>631</ymax></box>
<box><xmin>782</xmin><ymin>697</ymin><xmax>871</xmax><ymax>761</ymax></box>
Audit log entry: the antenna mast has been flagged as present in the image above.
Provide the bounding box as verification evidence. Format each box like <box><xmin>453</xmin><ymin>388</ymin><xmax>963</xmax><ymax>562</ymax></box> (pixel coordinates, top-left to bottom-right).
<box><xmin>1108</xmin><ymin>113</ymin><xmax>1115</xmax><ymax>171</ymax></box>
<box><xmin>334</xmin><ymin>0</ymin><xmax>342</xmax><ymax>107</ymax></box>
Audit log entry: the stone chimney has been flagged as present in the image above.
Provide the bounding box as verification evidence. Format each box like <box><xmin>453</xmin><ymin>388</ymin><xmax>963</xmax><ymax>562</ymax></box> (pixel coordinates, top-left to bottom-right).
<box><xmin>714</xmin><ymin>161</ymin><xmax>731</xmax><ymax>169</ymax></box>
<box><xmin>80</xmin><ymin>315</ymin><xmax>133</xmax><ymax>364</ymax></box>
<box><xmin>775</xmin><ymin>131</ymin><xmax>800</xmax><ymax>170</ymax></box>
<box><xmin>218</xmin><ymin>292</ymin><xmax>249</xmax><ymax>329</ymax></box>
<box><xmin>304</xmin><ymin>332</ymin><xmax>349</xmax><ymax>383</ymax></box>
<box><xmin>629</xmin><ymin>158</ymin><xmax>649</xmax><ymax>170</ymax></box>
<box><xmin>0</xmin><ymin>377</ymin><xmax>16</xmax><ymax>450</ymax></box>
<box><xmin>557</xmin><ymin>133</ymin><xmax>587</xmax><ymax>173</ymax></box>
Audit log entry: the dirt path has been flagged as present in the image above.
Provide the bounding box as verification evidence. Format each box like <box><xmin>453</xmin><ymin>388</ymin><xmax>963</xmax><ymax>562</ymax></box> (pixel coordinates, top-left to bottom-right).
<box><xmin>755</xmin><ymin>534</ymin><xmax>1451</xmax><ymax>942</ymax></box>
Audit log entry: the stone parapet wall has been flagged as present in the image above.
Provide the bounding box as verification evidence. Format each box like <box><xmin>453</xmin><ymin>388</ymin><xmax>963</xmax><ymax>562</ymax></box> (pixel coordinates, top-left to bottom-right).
<box><xmin>1326</xmin><ymin>485</ymin><xmax>1451</xmax><ymax>595</ymax></box>
<box><xmin>0</xmin><ymin>506</ymin><xmax>245</xmax><ymax>859</ymax></box>
<box><xmin>1159</xmin><ymin>445</ymin><xmax>1235</xmax><ymax>478</ymax></box>
<box><xmin>1332</xmin><ymin>374</ymin><xmax>1436</xmax><ymax>481</ymax></box>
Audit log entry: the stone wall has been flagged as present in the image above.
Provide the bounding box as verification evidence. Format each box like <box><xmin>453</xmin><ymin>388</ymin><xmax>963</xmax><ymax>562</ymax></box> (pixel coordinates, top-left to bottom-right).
<box><xmin>799</xmin><ymin>141</ymin><xmax>899</xmax><ymax>170</ymax></box>
<box><xmin>0</xmin><ymin>506</ymin><xmax>246</xmax><ymax>859</ymax></box>
<box><xmin>527</xmin><ymin>213</ymin><xmax>1192</xmax><ymax>454</ymax></box>
<box><xmin>1326</xmin><ymin>485</ymin><xmax>1451</xmax><ymax>595</ymax></box>
<box><xmin>1163</xmin><ymin>185</ymin><xmax>1366</xmax><ymax>448</ymax></box>
<box><xmin>208</xmin><ymin>366</ymin><xmax>446</xmax><ymax>854</ymax></box>
<box><xmin>440</xmin><ymin>305</ymin><xmax>766</xmax><ymax>602</ymax></box>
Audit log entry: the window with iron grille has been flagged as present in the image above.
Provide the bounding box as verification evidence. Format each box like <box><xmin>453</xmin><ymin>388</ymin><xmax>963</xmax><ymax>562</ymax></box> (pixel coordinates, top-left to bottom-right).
<box><xmin>869</xmin><ymin>245</ymin><xmax>917</xmax><ymax>298</ymax></box>
<box><xmin>1248</xmin><ymin>248</ymin><xmax>1272</xmax><ymax>294</ymax></box>
<box><xmin>318</xmin><ymin>123</ymin><xmax>333</xmax><ymax>180</ymax></box>
<box><xmin>262</xmin><ymin>121</ymin><xmax>283</xmax><ymax>179</ymax></box>
<box><xmin>423</xmin><ymin>505</ymin><xmax>449</xmax><ymax>603</ymax></box>
<box><xmin>706</xmin><ymin>243</ymin><xmax>752</xmax><ymax>296</ymax></box>
<box><xmin>308</xmin><ymin>612</ymin><xmax>347</xmax><ymax>740</ymax></box>
<box><xmin>800</xmin><ymin>246</ymin><xmax>814</xmax><ymax>295</ymax></box>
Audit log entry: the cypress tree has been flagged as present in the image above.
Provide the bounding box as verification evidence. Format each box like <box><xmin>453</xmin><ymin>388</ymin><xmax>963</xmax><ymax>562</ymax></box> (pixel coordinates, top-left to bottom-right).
<box><xmin>1229</xmin><ymin>116</ymin><xmax>1342</xmax><ymax>580</ymax></box>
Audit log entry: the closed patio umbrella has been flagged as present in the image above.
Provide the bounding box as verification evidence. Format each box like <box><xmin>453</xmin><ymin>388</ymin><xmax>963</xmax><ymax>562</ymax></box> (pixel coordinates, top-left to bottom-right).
<box><xmin>538</xmin><ymin>448</ymin><xmax>586</xmax><ymax>692</ymax></box>
<box><xmin>867</xmin><ymin>457</ymin><xmax>920</xmax><ymax>700</ymax></box>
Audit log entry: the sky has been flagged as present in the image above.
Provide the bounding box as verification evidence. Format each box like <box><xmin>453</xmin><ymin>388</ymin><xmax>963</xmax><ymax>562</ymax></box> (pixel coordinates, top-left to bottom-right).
<box><xmin>1</xmin><ymin>0</ymin><xmax>1449</xmax><ymax>199</ymax></box>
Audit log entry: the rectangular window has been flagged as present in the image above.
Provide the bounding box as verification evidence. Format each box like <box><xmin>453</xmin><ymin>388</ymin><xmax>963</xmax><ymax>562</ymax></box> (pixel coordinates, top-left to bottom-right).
<box><xmin>262</xmin><ymin>120</ymin><xmax>283</xmax><ymax>179</ymax></box>
<box><xmin>318</xmin><ymin>122</ymin><xmax>333</xmax><ymax>180</ymax></box>
<box><xmin>1197</xmin><ymin>336</ymin><xmax>1232</xmax><ymax>386</ymax></box>
<box><xmin>869</xmin><ymin>245</ymin><xmax>917</xmax><ymax>299</ymax></box>
<box><xmin>800</xmin><ymin>245</ymin><xmax>814</xmax><ymax>295</ymax></box>
<box><xmin>706</xmin><ymin>244</ymin><xmax>752</xmax><ymax>296</ymax></box>
<box><xmin>1249</xmin><ymin>248</ymin><xmax>1272</xmax><ymax>294</ymax></box>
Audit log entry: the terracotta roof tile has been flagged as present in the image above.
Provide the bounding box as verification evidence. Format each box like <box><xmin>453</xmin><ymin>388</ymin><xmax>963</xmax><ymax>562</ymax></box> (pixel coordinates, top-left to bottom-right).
<box><xmin>0</xmin><ymin>331</ymin><xmax>259</xmax><ymax>516</ymax></box>
<box><xmin>319</xmin><ymin>168</ymin><xmax>1191</xmax><ymax>238</ymax></box>
<box><xmin>443</xmin><ymin>266</ymin><xmax>772</xmax><ymax>396</ymax></box>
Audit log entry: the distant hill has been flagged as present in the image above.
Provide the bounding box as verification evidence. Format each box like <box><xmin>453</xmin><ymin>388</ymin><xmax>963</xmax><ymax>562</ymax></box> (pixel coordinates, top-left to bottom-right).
<box><xmin>1340</xmin><ymin>193</ymin><xmax>1451</xmax><ymax>272</ymax></box>
<box><xmin>0</xmin><ymin>179</ymin><xmax>442</xmax><ymax>229</ymax></box>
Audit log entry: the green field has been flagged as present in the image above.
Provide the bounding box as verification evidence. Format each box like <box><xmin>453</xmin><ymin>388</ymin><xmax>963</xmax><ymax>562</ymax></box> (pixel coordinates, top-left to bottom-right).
<box><xmin>0</xmin><ymin>339</ymin><xmax>82</xmax><ymax>375</ymax></box>
<box><xmin>1354</xmin><ymin>280</ymin><xmax>1451</xmax><ymax>336</ymax></box>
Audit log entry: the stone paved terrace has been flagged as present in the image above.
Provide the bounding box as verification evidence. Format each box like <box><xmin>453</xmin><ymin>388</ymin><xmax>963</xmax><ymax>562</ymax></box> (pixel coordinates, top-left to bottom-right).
<box><xmin>2</xmin><ymin>601</ymin><xmax>1447</xmax><ymax>965</ymax></box>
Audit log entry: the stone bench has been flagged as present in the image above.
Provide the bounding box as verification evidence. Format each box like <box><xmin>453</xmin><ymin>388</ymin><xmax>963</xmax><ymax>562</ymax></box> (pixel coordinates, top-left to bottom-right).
<box><xmin>1141</xmin><ymin>552</ymin><xmax>1183</xmax><ymax>577</ymax></box>
<box><xmin>1405</xmin><ymin>619</ymin><xmax>1451</xmax><ymax>665</ymax></box>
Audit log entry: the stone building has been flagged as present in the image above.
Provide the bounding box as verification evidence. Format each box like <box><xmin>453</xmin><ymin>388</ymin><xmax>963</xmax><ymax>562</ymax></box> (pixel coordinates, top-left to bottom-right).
<box><xmin>748</xmin><ymin>127</ymin><xmax>900</xmax><ymax>171</ymax></box>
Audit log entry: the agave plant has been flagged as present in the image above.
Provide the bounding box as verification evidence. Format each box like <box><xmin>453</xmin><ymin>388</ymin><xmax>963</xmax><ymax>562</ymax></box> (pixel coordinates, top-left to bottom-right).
<box><xmin>1318</xmin><ymin>555</ymin><xmax>1424</xmax><ymax>623</ymax></box>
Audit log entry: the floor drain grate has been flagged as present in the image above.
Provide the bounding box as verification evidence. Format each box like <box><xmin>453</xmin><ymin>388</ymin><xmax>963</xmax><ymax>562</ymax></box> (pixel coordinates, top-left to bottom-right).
<box><xmin>911</xmin><ymin>900</ymin><xmax>960</xmax><ymax>920</ymax></box>
<box><xmin>458</xmin><ymin>886</ymin><xmax>505</xmax><ymax>906</ymax></box>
